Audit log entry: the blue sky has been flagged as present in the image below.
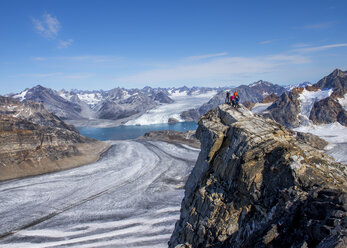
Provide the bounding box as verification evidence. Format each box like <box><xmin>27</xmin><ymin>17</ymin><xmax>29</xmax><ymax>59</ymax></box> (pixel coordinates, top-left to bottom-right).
<box><xmin>1</xmin><ymin>0</ymin><xmax>347</xmax><ymax>94</ymax></box>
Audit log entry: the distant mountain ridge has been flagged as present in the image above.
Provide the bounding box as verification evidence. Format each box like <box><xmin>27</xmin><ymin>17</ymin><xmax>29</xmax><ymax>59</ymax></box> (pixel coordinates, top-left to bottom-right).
<box><xmin>262</xmin><ymin>69</ymin><xmax>347</xmax><ymax>127</ymax></box>
<box><xmin>8</xmin><ymin>85</ymin><xmax>220</xmax><ymax>123</ymax></box>
<box><xmin>8</xmin><ymin>78</ymin><xmax>335</xmax><ymax>126</ymax></box>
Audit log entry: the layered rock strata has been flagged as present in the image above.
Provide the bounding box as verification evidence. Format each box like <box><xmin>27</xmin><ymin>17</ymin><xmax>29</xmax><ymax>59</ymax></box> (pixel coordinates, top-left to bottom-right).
<box><xmin>0</xmin><ymin>96</ymin><xmax>110</xmax><ymax>181</ymax></box>
<box><xmin>138</xmin><ymin>130</ymin><xmax>200</xmax><ymax>149</ymax></box>
<box><xmin>170</xmin><ymin>104</ymin><xmax>346</xmax><ymax>248</ymax></box>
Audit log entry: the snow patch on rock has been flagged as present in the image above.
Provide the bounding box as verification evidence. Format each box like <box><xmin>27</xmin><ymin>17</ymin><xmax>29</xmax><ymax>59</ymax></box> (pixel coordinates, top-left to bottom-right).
<box><xmin>13</xmin><ymin>90</ymin><xmax>28</xmax><ymax>101</ymax></box>
<box><xmin>337</xmin><ymin>93</ymin><xmax>347</xmax><ymax>110</ymax></box>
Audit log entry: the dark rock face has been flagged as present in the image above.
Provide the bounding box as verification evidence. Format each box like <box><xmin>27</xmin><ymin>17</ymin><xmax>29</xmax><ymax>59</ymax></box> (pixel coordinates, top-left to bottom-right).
<box><xmin>168</xmin><ymin>117</ymin><xmax>179</xmax><ymax>124</ymax></box>
<box><xmin>263</xmin><ymin>91</ymin><xmax>301</xmax><ymax>128</ymax></box>
<box><xmin>180</xmin><ymin>109</ymin><xmax>201</xmax><ymax>122</ymax></box>
<box><xmin>305</xmin><ymin>69</ymin><xmax>347</xmax><ymax>127</ymax></box>
<box><xmin>314</xmin><ymin>69</ymin><xmax>347</xmax><ymax>91</ymax></box>
<box><xmin>22</xmin><ymin>85</ymin><xmax>83</xmax><ymax>120</ymax></box>
<box><xmin>169</xmin><ymin>104</ymin><xmax>346</xmax><ymax>248</ymax></box>
<box><xmin>310</xmin><ymin>97</ymin><xmax>347</xmax><ymax>126</ymax></box>
<box><xmin>153</xmin><ymin>91</ymin><xmax>174</xmax><ymax>103</ymax></box>
<box><xmin>97</xmin><ymin>94</ymin><xmax>157</xmax><ymax>120</ymax></box>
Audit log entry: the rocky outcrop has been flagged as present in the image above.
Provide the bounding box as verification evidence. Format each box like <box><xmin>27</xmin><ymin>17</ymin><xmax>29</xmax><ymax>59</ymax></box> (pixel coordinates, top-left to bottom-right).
<box><xmin>138</xmin><ymin>130</ymin><xmax>200</xmax><ymax>148</ymax></box>
<box><xmin>168</xmin><ymin>117</ymin><xmax>180</xmax><ymax>124</ymax></box>
<box><xmin>260</xmin><ymin>93</ymin><xmax>278</xmax><ymax>103</ymax></box>
<box><xmin>263</xmin><ymin>91</ymin><xmax>301</xmax><ymax>128</ymax></box>
<box><xmin>0</xmin><ymin>96</ymin><xmax>110</xmax><ymax>181</ymax></box>
<box><xmin>310</xmin><ymin>97</ymin><xmax>347</xmax><ymax>126</ymax></box>
<box><xmin>242</xmin><ymin>101</ymin><xmax>255</xmax><ymax>110</ymax></box>
<box><xmin>169</xmin><ymin>104</ymin><xmax>346</xmax><ymax>248</ymax></box>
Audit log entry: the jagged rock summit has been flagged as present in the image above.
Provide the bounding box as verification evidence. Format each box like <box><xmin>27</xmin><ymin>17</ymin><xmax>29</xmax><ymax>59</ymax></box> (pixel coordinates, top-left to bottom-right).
<box><xmin>170</xmin><ymin>104</ymin><xmax>346</xmax><ymax>248</ymax></box>
<box><xmin>263</xmin><ymin>69</ymin><xmax>347</xmax><ymax>128</ymax></box>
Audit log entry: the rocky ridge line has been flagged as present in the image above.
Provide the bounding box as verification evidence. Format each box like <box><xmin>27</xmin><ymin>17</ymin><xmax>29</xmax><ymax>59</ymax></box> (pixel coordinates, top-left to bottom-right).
<box><xmin>0</xmin><ymin>96</ymin><xmax>110</xmax><ymax>181</ymax></box>
<box><xmin>169</xmin><ymin>104</ymin><xmax>346</xmax><ymax>248</ymax></box>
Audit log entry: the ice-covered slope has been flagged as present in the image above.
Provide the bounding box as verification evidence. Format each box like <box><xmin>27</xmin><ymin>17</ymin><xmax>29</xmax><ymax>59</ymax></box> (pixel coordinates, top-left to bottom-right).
<box><xmin>126</xmin><ymin>91</ymin><xmax>217</xmax><ymax>125</ymax></box>
<box><xmin>0</xmin><ymin>140</ymin><xmax>199</xmax><ymax>248</ymax></box>
<box><xmin>294</xmin><ymin>123</ymin><xmax>347</xmax><ymax>164</ymax></box>
<box><xmin>297</xmin><ymin>88</ymin><xmax>333</xmax><ymax>124</ymax></box>
<box><xmin>338</xmin><ymin>93</ymin><xmax>347</xmax><ymax>109</ymax></box>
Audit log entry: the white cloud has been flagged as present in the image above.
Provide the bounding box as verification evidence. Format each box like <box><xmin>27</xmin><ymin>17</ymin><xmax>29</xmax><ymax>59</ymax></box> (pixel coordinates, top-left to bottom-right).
<box><xmin>292</xmin><ymin>42</ymin><xmax>314</xmax><ymax>48</ymax></box>
<box><xmin>32</xmin><ymin>57</ymin><xmax>47</xmax><ymax>61</ymax></box>
<box><xmin>115</xmin><ymin>53</ymin><xmax>311</xmax><ymax>84</ymax></box>
<box><xmin>184</xmin><ymin>52</ymin><xmax>228</xmax><ymax>61</ymax></box>
<box><xmin>57</xmin><ymin>39</ymin><xmax>73</xmax><ymax>49</ymax></box>
<box><xmin>32</xmin><ymin>13</ymin><xmax>61</xmax><ymax>39</ymax></box>
<box><xmin>18</xmin><ymin>72</ymin><xmax>62</xmax><ymax>78</ymax></box>
<box><xmin>301</xmin><ymin>22</ymin><xmax>335</xmax><ymax>30</ymax></box>
<box><xmin>296</xmin><ymin>43</ymin><xmax>347</xmax><ymax>53</ymax></box>
<box><xmin>31</xmin><ymin>55</ymin><xmax>123</xmax><ymax>63</ymax></box>
<box><xmin>259</xmin><ymin>40</ymin><xmax>275</xmax><ymax>45</ymax></box>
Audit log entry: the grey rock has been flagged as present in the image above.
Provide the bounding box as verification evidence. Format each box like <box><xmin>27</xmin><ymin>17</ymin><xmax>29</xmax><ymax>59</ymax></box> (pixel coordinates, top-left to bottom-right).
<box><xmin>263</xmin><ymin>90</ymin><xmax>301</xmax><ymax>128</ymax></box>
<box><xmin>310</xmin><ymin>97</ymin><xmax>347</xmax><ymax>126</ymax></box>
<box><xmin>169</xmin><ymin>104</ymin><xmax>346</xmax><ymax>248</ymax></box>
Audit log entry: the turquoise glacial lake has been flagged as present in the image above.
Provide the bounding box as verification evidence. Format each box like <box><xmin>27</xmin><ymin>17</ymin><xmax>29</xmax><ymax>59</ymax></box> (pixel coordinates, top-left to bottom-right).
<box><xmin>77</xmin><ymin>121</ymin><xmax>198</xmax><ymax>141</ymax></box>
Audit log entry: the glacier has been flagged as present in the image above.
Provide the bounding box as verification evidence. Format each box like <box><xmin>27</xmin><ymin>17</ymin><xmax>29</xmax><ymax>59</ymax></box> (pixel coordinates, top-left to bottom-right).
<box><xmin>126</xmin><ymin>91</ymin><xmax>217</xmax><ymax>125</ymax></box>
<box><xmin>0</xmin><ymin>140</ymin><xmax>199</xmax><ymax>248</ymax></box>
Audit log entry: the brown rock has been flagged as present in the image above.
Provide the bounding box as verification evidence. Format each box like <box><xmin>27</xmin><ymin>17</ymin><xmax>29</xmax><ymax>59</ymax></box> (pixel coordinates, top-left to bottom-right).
<box><xmin>169</xmin><ymin>104</ymin><xmax>347</xmax><ymax>248</ymax></box>
<box><xmin>0</xmin><ymin>96</ymin><xmax>111</xmax><ymax>181</ymax></box>
<box><xmin>242</xmin><ymin>101</ymin><xmax>255</xmax><ymax>109</ymax></box>
<box><xmin>260</xmin><ymin>93</ymin><xmax>278</xmax><ymax>103</ymax></box>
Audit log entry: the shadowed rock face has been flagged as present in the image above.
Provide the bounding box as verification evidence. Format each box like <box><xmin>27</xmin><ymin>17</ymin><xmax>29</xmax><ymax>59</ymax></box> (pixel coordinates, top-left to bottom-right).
<box><xmin>169</xmin><ymin>104</ymin><xmax>346</xmax><ymax>248</ymax></box>
<box><xmin>263</xmin><ymin>91</ymin><xmax>301</xmax><ymax>128</ymax></box>
<box><xmin>310</xmin><ymin>97</ymin><xmax>347</xmax><ymax>126</ymax></box>
<box><xmin>315</xmin><ymin>69</ymin><xmax>347</xmax><ymax>91</ymax></box>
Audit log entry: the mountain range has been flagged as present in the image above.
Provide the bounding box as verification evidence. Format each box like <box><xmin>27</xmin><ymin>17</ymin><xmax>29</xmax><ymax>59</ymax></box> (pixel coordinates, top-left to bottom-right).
<box><xmin>4</xmin><ymin>69</ymin><xmax>347</xmax><ymax>129</ymax></box>
<box><xmin>260</xmin><ymin>69</ymin><xmax>347</xmax><ymax>128</ymax></box>
<box><xmin>7</xmin><ymin>82</ymin><xmax>288</xmax><ymax>125</ymax></box>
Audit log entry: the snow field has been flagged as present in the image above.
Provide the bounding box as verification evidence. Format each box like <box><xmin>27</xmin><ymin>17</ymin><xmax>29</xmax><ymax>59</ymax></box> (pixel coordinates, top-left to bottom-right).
<box><xmin>0</xmin><ymin>141</ymin><xmax>200</xmax><ymax>248</ymax></box>
<box><xmin>126</xmin><ymin>90</ymin><xmax>217</xmax><ymax>125</ymax></box>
